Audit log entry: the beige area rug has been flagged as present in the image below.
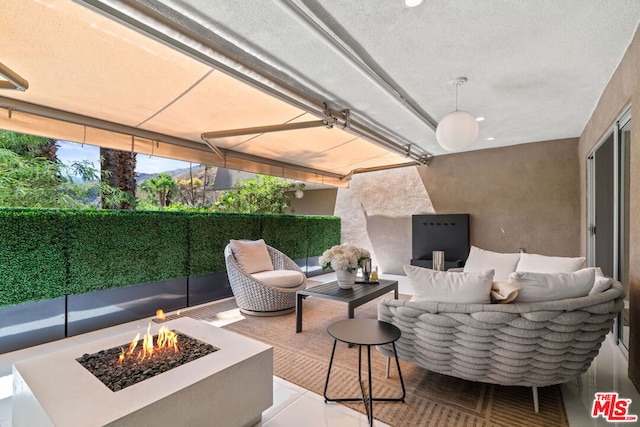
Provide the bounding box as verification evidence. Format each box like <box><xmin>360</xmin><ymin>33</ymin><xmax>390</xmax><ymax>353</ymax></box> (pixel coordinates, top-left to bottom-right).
<box><xmin>183</xmin><ymin>296</ymin><xmax>569</xmax><ymax>427</ymax></box>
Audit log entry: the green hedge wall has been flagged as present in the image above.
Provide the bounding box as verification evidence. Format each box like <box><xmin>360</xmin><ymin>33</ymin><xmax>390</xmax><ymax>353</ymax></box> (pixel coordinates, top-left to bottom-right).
<box><xmin>0</xmin><ymin>209</ymin><xmax>68</xmax><ymax>305</ymax></box>
<box><xmin>189</xmin><ymin>213</ymin><xmax>262</xmax><ymax>275</ymax></box>
<box><xmin>307</xmin><ymin>215</ymin><xmax>341</xmax><ymax>256</ymax></box>
<box><xmin>66</xmin><ymin>211</ymin><xmax>190</xmax><ymax>294</ymax></box>
<box><xmin>0</xmin><ymin>208</ymin><xmax>340</xmax><ymax>307</ymax></box>
<box><xmin>262</xmin><ymin>215</ymin><xmax>309</xmax><ymax>260</ymax></box>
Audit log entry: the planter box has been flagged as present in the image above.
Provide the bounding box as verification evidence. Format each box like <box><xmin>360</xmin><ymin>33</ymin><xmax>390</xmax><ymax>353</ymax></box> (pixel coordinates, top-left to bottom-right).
<box><xmin>0</xmin><ymin>298</ymin><xmax>66</xmax><ymax>354</ymax></box>
<box><xmin>66</xmin><ymin>278</ymin><xmax>188</xmax><ymax>336</ymax></box>
<box><xmin>305</xmin><ymin>256</ymin><xmax>326</xmax><ymax>277</ymax></box>
<box><xmin>188</xmin><ymin>272</ymin><xmax>233</xmax><ymax>306</ymax></box>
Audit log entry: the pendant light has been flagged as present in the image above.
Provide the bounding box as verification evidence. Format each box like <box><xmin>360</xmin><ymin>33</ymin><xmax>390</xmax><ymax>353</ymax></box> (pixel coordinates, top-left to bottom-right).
<box><xmin>435</xmin><ymin>77</ymin><xmax>479</xmax><ymax>151</ymax></box>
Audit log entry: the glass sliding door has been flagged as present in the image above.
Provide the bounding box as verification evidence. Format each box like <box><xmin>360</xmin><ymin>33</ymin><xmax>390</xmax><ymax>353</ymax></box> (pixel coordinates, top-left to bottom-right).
<box><xmin>619</xmin><ymin>111</ymin><xmax>631</xmax><ymax>353</ymax></box>
<box><xmin>587</xmin><ymin>107</ymin><xmax>630</xmax><ymax>356</ymax></box>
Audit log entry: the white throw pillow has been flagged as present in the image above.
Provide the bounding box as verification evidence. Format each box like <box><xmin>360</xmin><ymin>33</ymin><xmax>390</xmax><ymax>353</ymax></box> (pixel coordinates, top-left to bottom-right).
<box><xmin>516</xmin><ymin>253</ymin><xmax>585</xmax><ymax>273</ymax></box>
<box><xmin>491</xmin><ymin>280</ymin><xmax>523</xmax><ymax>304</ymax></box>
<box><xmin>229</xmin><ymin>239</ymin><xmax>274</xmax><ymax>274</ymax></box>
<box><xmin>590</xmin><ymin>267</ymin><xmax>614</xmax><ymax>295</ymax></box>
<box><xmin>510</xmin><ymin>268</ymin><xmax>595</xmax><ymax>302</ymax></box>
<box><xmin>463</xmin><ymin>246</ymin><xmax>520</xmax><ymax>281</ymax></box>
<box><xmin>404</xmin><ymin>264</ymin><xmax>493</xmax><ymax>304</ymax></box>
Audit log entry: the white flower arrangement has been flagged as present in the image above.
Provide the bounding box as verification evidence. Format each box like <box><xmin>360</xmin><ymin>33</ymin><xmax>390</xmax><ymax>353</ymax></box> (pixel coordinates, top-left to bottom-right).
<box><xmin>319</xmin><ymin>244</ymin><xmax>370</xmax><ymax>272</ymax></box>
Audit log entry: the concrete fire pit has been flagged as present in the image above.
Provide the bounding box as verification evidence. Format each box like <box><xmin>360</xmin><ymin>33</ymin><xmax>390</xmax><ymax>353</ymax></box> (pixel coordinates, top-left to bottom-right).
<box><xmin>12</xmin><ymin>317</ymin><xmax>272</xmax><ymax>427</ymax></box>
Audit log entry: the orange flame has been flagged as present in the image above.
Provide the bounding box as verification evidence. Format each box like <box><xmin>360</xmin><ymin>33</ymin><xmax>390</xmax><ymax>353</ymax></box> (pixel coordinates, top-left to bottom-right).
<box><xmin>118</xmin><ymin>324</ymin><xmax>178</xmax><ymax>364</ymax></box>
<box><xmin>156</xmin><ymin>309</ymin><xmax>166</xmax><ymax>321</ymax></box>
<box><xmin>128</xmin><ymin>333</ymin><xmax>140</xmax><ymax>355</ymax></box>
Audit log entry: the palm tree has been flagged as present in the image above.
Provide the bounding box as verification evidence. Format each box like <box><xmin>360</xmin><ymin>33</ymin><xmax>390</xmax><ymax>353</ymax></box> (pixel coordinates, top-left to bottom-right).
<box><xmin>100</xmin><ymin>148</ymin><xmax>137</xmax><ymax>209</ymax></box>
<box><xmin>140</xmin><ymin>173</ymin><xmax>177</xmax><ymax>208</ymax></box>
<box><xmin>200</xmin><ymin>164</ymin><xmax>214</xmax><ymax>206</ymax></box>
<box><xmin>33</xmin><ymin>138</ymin><xmax>59</xmax><ymax>163</ymax></box>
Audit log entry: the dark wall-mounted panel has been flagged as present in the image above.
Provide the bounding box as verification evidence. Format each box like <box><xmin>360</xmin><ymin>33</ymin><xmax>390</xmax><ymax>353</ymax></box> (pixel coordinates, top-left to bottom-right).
<box><xmin>66</xmin><ymin>279</ymin><xmax>187</xmax><ymax>336</ymax></box>
<box><xmin>412</xmin><ymin>214</ymin><xmax>470</xmax><ymax>265</ymax></box>
<box><xmin>0</xmin><ymin>297</ymin><xmax>66</xmax><ymax>354</ymax></box>
<box><xmin>188</xmin><ymin>273</ymin><xmax>232</xmax><ymax>306</ymax></box>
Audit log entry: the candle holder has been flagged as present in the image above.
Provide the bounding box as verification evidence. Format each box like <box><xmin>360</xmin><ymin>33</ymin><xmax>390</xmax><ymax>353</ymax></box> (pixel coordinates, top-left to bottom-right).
<box><xmin>432</xmin><ymin>251</ymin><xmax>445</xmax><ymax>271</ymax></box>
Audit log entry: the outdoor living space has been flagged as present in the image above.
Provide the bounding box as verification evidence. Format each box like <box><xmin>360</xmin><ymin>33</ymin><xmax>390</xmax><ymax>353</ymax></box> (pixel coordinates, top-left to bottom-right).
<box><xmin>3</xmin><ymin>1</ymin><xmax>640</xmax><ymax>426</ymax></box>
<box><xmin>0</xmin><ymin>272</ymin><xmax>638</xmax><ymax>427</ymax></box>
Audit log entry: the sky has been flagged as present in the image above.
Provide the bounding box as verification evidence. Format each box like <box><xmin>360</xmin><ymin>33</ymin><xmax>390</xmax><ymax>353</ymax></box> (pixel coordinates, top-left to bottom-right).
<box><xmin>56</xmin><ymin>140</ymin><xmax>192</xmax><ymax>174</ymax></box>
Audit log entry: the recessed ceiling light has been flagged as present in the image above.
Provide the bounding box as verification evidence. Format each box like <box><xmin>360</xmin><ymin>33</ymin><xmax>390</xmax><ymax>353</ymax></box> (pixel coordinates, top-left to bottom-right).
<box><xmin>404</xmin><ymin>0</ymin><xmax>424</xmax><ymax>7</ymax></box>
<box><xmin>486</xmin><ymin>137</ymin><xmax>496</xmax><ymax>141</ymax></box>
<box><xmin>476</xmin><ymin>117</ymin><xmax>485</xmax><ymax>122</ymax></box>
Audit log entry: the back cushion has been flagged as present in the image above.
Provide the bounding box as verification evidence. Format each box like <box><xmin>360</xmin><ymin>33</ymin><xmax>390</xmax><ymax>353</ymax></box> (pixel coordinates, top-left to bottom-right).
<box><xmin>516</xmin><ymin>253</ymin><xmax>585</xmax><ymax>273</ymax></box>
<box><xmin>229</xmin><ymin>239</ymin><xmax>274</xmax><ymax>274</ymax></box>
<box><xmin>510</xmin><ymin>268</ymin><xmax>595</xmax><ymax>302</ymax></box>
<box><xmin>463</xmin><ymin>246</ymin><xmax>520</xmax><ymax>281</ymax></box>
<box><xmin>405</xmin><ymin>264</ymin><xmax>494</xmax><ymax>304</ymax></box>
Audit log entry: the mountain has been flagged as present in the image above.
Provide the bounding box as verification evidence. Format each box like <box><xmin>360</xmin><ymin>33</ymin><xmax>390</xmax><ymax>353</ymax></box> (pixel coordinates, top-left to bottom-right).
<box><xmin>136</xmin><ymin>167</ymin><xmax>198</xmax><ymax>183</ymax></box>
<box><xmin>137</xmin><ymin>165</ymin><xmax>220</xmax><ymax>206</ymax></box>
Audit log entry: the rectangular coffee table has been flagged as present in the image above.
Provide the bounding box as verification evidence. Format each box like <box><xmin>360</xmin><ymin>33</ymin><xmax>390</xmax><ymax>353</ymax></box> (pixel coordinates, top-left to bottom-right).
<box><xmin>296</xmin><ymin>279</ymin><xmax>398</xmax><ymax>333</ymax></box>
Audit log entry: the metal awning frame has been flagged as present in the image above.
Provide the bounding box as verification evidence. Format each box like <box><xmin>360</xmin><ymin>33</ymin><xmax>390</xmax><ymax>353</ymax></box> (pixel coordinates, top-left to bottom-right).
<box><xmin>202</xmin><ymin>104</ymin><xmax>350</xmax><ymax>141</ymax></box>
<box><xmin>0</xmin><ymin>95</ymin><xmax>424</xmax><ymax>185</ymax></box>
<box><xmin>0</xmin><ymin>0</ymin><xmax>432</xmax><ymax>189</ymax></box>
<box><xmin>0</xmin><ymin>96</ymin><xmax>350</xmax><ymax>181</ymax></box>
<box><xmin>80</xmin><ymin>0</ymin><xmax>431</xmax><ymax>166</ymax></box>
<box><xmin>0</xmin><ymin>63</ymin><xmax>29</xmax><ymax>92</ymax></box>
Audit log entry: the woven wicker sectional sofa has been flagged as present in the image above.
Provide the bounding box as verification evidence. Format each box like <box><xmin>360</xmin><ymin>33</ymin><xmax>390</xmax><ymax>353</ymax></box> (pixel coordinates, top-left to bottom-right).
<box><xmin>377</xmin><ymin>247</ymin><xmax>625</xmax><ymax>412</ymax></box>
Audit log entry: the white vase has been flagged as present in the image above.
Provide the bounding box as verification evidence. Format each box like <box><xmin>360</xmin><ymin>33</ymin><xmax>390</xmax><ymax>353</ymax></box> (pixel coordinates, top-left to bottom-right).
<box><xmin>336</xmin><ymin>269</ymin><xmax>357</xmax><ymax>289</ymax></box>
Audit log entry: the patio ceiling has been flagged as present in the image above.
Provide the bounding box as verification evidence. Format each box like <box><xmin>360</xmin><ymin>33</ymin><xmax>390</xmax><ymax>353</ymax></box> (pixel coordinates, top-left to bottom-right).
<box><xmin>0</xmin><ymin>0</ymin><xmax>417</xmax><ymax>187</ymax></box>
<box><xmin>1</xmin><ymin>1</ymin><xmax>640</xmax><ymax>186</ymax></box>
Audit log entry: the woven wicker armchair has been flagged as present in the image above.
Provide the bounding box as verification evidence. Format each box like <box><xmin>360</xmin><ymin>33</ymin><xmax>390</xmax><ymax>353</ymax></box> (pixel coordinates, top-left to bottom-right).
<box><xmin>225</xmin><ymin>243</ymin><xmax>307</xmax><ymax>316</ymax></box>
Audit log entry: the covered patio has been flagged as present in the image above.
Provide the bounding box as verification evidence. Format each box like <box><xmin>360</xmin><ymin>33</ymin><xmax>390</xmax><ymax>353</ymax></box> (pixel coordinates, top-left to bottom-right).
<box><xmin>2</xmin><ymin>1</ymin><xmax>640</xmax><ymax>426</ymax></box>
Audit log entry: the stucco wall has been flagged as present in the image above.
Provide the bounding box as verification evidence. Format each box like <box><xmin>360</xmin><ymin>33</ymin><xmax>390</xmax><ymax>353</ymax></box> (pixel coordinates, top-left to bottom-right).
<box><xmin>579</xmin><ymin>25</ymin><xmax>640</xmax><ymax>257</ymax></box>
<box><xmin>334</xmin><ymin>167</ymin><xmax>434</xmax><ymax>274</ymax></box>
<box><xmin>330</xmin><ymin>139</ymin><xmax>580</xmax><ymax>273</ymax></box>
<box><xmin>416</xmin><ymin>139</ymin><xmax>581</xmax><ymax>256</ymax></box>
<box><xmin>577</xmin><ymin>23</ymin><xmax>640</xmax><ymax>388</ymax></box>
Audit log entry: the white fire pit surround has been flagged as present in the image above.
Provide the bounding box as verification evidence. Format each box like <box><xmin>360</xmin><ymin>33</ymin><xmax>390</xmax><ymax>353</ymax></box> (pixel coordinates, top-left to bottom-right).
<box><xmin>12</xmin><ymin>317</ymin><xmax>273</xmax><ymax>427</ymax></box>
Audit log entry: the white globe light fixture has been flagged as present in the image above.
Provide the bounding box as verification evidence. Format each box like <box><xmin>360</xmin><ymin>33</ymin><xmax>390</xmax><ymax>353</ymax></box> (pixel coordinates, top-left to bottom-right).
<box><xmin>435</xmin><ymin>77</ymin><xmax>479</xmax><ymax>152</ymax></box>
<box><xmin>404</xmin><ymin>0</ymin><xmax>424</xmax><ymax>7</ymax></box>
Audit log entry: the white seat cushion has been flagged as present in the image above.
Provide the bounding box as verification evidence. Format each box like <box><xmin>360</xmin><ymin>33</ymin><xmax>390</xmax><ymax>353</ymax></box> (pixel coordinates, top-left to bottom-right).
<box><xmin>252</xmin><ymin>270</ymin><xmax>304</xmax><ymax>288</ymax></box>
<box><xmin>230</xmin><ymin>239</ymin><xmax>274</xmax><ymax>274</ymax></box>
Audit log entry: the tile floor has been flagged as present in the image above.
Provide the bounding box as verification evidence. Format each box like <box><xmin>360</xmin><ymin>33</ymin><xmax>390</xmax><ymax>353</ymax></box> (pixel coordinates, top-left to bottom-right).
<box><xmin>0</xmin><ymin>273</ymin><xmax>637</xmax><ymax>426</ymax></box>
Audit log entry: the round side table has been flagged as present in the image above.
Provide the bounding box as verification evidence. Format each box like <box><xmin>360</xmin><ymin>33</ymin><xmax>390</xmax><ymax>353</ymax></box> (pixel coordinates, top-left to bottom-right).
<box><xmin>323</xmin><ymin>318</ymin><xmax>405</xmax><ymax>426</ymax></box>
